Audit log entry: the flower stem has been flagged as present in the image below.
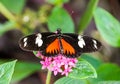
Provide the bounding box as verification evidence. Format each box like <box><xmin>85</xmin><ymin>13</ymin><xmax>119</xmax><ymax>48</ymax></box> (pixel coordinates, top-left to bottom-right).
<box><xmin>0</xmin><ymin>2</ymin><xmax>16</xmax><ymax>22</ymax></box>
<box><xmin>46</xmin><ymin>69</ymin><xmax>52</xmax><ymax>84</ymax></box>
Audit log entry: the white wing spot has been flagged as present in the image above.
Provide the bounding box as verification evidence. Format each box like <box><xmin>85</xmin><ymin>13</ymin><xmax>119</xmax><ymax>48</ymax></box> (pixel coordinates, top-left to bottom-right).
<box><xmin>23</xmin><ymin>38</ymin><xmax>28</xmax><ymax>47</ymax></box>
<box><xmin>93</xmin><ymin>40</ymin><xmax>97</xmax><ymax>44</ymax></box>
<box><xmin>93</xmin><ymin>40</ymin><xmax>97</xmax><ymax>49</ymax></box>
<box><xmin>24</xmin><ymin>42</ymin><xmax>27</xmax><ymax>47</ymax></box>
<box><xmin>35</xmin><ymin>33</ymin><xmax>43</xmax><ymax>47</ymax></box>
<box><xmin>78</xmin><ymin>35</ymin><xmax>82</xmax><ymax>40</ymax></box>
<box><xmin>78</xmin><ymin>35</ymin><xmax>85</xmax><ymax>48</ymax></box>
<box><xmin>37</xmin><ymin>33</ymin><xmax>42</xmax><ymax>38</ymax></box>
<box><xmin>24</xmin><ymin>38</ymin><xmax>27</xmax><ymax>42</ymax></box>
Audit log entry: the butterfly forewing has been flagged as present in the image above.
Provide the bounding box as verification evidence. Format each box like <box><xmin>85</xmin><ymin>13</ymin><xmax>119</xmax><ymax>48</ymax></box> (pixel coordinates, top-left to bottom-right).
<box><xmin>19</xmin><ymin>32</ymin><xmax>57</xmax><ymax>52</ymax></box>
<box><xmin>79</xmin><ymin>35</ymin><xmax>101</xmax><ymax>52</ymax></box>
<box><xmin>62</xmin><ymin>33</ymin><xmax>102</xmax><ymax>57</ymax></box>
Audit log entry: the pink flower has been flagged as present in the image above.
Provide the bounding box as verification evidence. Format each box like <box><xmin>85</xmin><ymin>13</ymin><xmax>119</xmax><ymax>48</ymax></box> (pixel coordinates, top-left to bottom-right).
<box><xmin>40</xmin><ymin>57</ymin><xmax>52</xmax><ymax>69</ymax></box>
<box><xmin>61</xmin><ymin>67</ymin><xmax>73</xmax><ymax>76</ymax></box>
<box><xmin>37</xmin><ymin>51</ymin><xmax>78</xmax><ymax>76</ymax></box>
<box><xmin>52</xmin><ymin>66</ymin><xmax>62</xmax><ymax>75</ymax></box>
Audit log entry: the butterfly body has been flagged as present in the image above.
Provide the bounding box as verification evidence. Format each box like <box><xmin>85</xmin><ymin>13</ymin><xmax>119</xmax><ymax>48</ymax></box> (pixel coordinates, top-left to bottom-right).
<box><xmin>19</xmin><ymin>29</ymin><xmax>101</xmax><ymax>58</ymax></box>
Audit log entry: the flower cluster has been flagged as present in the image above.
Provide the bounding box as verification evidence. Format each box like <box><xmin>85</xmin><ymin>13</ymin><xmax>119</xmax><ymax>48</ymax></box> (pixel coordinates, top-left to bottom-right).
<box><xmin>36</xmin><ymin>52</ymin><xmax>78</xmax><ymax>76</ymax></box>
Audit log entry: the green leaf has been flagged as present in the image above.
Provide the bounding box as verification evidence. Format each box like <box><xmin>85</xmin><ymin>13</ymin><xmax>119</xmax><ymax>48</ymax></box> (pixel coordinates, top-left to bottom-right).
<box><xmin>98</xmin><ymin>81</ymin><xmax>120</xmax><ymax>84</ymax></box>
<box><xmin>0</xmin><ymin>60</ymin><xmax>17</xmax><ymax>84</ymax></box>
<box><xmin>86</xmin><ymin>63</ymin><xmax>120</xmax><ymax>84</ymax></box>
<box><xmin>48</xmin><ymin>6</ymin><xmax>74</xmax><ymax>33</ymax></box>
<box><xmin>94</xmin><ymin>7</ymin><xmax>120</xmax><ymax>47</ymax></box>
<box><xmin>55</xmin><ymin>77</ymin><xmax>86</xmax><ymax>84</ymax></box>
<box><xmin>33</xmin><ymin>51</ymin><xmax>38</xmax><ymax>56</ymax></box>
<box><xmin>97</xmin><ymin>63</ymin><xmax>120</xmax><ymax>80</ymax></box>
<box><xmin>78</xmin><ymin>0</ymin><xmax>99</xmax><ymax>33</ymax></box>
<box><xmin>0</xmin><ymin>0</ymin><xmax>26</xmax><ymax>14</ymax></box>
<box><xmin>0</xmin><ymin>59</ymin><xmax>41</xmax><ymax>83</ymax></box>
<box><xmin>81</xmin><ymin>54</ymin><xmax>103</xmax><ymax>69</ymax></box>
<box><xmin>0</xmin><ymin>21</ymin><xmax>15</xmax><ymax>36</ymax></box>
<box><xmin>68</xmin><ymin>58</ymin><xmax>97</xmax><ymax>79</ymax></box>
<box><xmin>11</xmin><ymin>61</ymin><xmax>41</xmax><ymax>83</ymax></box>
<box><xmin>46</xmin><ymin>0</ymin><xmax>69</xmax><ymax>5</ymax></box>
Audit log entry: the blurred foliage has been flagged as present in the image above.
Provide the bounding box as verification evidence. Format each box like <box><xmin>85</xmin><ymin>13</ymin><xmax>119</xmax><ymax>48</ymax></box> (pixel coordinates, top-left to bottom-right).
<box><xmin>0</xmin><ymin>0</ymin><xmax>120</xmax><ymax>84</ymax></box>
<box><xmin>78</xmin><ymin>0</ymin><xmax>99</xmax><ymax>33</ymax></box>
<box><xmin>0</xmin><ymin>21</ymin><xmax>15</xmax><ymax>35</ymax></box>
<box><xmin>97</xmin><ymin>63</ymin><xmax>120</xmax><ymax>80</ymax></box>
<box><xmin>11</xmin><ymin>61</ymin><xmax>41</xmax><ymax>83</ymax></box>
<box><xmin>0</xmin><ymin>0</ymin><xmax>25</xmax><ymax>14</ymax></box>
<box><xmin>48</xmin><ymin>6</ymin><xmax>74</xmax><ymax>33</ymax></box>
<box><xmin>47</xmin><ymin>0</ymin><xmax>69</xmax><ymax>6</ymax></box>
<box><xmin>94</xmin><ymin>7</ymin><xmax>120</xmax><ymax>47</ymax></box>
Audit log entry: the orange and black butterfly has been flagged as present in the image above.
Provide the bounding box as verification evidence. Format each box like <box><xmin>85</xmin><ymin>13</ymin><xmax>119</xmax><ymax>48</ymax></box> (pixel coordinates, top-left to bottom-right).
<box><xmin>19</xmin><ymin>29</ymin><xmax>101</xmax><ymax>58</ymax></box>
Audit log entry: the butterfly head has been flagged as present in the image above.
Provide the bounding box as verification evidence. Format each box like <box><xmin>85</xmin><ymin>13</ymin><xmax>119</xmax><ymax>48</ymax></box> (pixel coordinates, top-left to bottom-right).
<box><xmin>56</xmin><ymin>28</ymin><xmax>61</xmax><ymax>34</ymax></box>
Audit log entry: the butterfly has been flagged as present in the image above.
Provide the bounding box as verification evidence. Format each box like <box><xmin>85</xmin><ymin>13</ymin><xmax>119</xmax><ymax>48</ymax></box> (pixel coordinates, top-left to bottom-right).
<box><xmin>19</xmin><ymin>29</ymin><xmax>102</xmax><ymax>58</ymax></box>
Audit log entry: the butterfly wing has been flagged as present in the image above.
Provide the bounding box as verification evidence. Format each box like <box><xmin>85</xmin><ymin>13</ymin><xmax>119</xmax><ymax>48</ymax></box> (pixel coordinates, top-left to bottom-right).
<box><xmin>19</xmin><ymin>32</ymin><xmax>102</xmax><ymax>58</ymax></box>
<box><xmin>62</xmin><ymin>33</ymin><xmax>102</xmax><ymax>57</ymax></box>
<box><xmin>19</xmin><ymin>33</ymin><xmax>59</xmax><ymax>55</ymax></box>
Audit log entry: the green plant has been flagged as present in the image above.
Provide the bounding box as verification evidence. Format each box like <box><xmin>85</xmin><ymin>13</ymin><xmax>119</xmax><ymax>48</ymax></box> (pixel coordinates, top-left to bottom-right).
<box><xmin>0</xmin><ymin>0</ymin><xmax>120</xmax><ymax>84</ymax></box>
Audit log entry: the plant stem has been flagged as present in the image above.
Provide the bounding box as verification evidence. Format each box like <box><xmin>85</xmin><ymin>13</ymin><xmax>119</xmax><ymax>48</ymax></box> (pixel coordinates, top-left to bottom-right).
<box><xmin>0</xmin><ymin>2</ymin><xmax>16</xmax><ymax>22</ymax></box>
<box><xmin>78</xmin><ymin>0</ymin><xmax>99</xmax><ymax>33</ymax></box>
<box><xmin>46</xmin><ymin>69</ymin><xmax>52</xmax><ymax>84</ymax></box>
<box><xmin>0</xmin><ymin>2</ymin><xmax>28</xmax><ymax>35</ymax></box>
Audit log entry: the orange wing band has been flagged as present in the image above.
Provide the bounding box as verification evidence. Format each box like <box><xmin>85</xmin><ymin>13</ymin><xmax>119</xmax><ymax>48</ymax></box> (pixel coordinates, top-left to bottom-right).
<box><xmin>46</xmin><ymin>39</ymin><xmax>75</xmax><ymax>55</ymax></box>
<box><xmin>61</xmin><ymin>39</ymin><xmax>75</xmax><ymax>55</ymax></box>
<box><xmin>46</xmin><ymin>39</ymin><xmax>60</xmax><ymax>54</ymax></box>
